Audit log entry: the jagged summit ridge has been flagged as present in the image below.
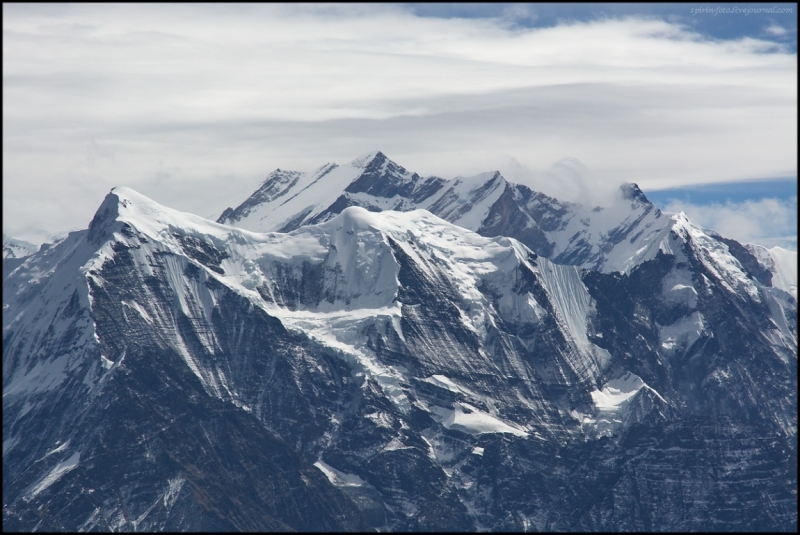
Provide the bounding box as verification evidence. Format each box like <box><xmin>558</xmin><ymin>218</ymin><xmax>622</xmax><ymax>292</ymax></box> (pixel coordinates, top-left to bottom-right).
<box><xmin>216</xmin><ymin>152</ymin><xmax>670</xmax><ymax>273</ymax></box>
<box><xmin>217</xmin><ymin>152</ymin><xmax>795</xmax><ymax>296</ymax></box>
<box><xmin>217</xmin><ymin>151</ymin><xmax>435</xmax><ymax>232</ymax></box>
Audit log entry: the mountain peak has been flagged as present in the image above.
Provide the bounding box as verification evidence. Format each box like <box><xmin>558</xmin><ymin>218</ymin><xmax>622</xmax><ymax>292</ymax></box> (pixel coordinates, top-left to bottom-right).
<box><xmin>89</xmin><ymin>187</ymin><xmax>238</xmax><ymax>248</ymax></box>
<box><xmin>343</xmin><ymin>151</ymin><xmax>418</xmax><ymax>198</ymax></box>
<box><xmin>88</xmin><ymin>187</ymin><xmax>176</xmax><ymax>243</ymax></box>
<box><xmin>620</xmin><ymin>182</ymin><xmax>651</xmax><ymax>205</ymax></box>
<box><xmin>87</xmin><ymin>189</ymin><xmax>125</xmax><ymax>243</ymax></box>
<box><xmin>110</xmin><ymin>185</ymin><xmax>154</xmax><ymax>205</ymax></box>
<box><xmin>348</xmin><ymin>150</ymin><xmax>386</xmax><ymax>169</ymax></box>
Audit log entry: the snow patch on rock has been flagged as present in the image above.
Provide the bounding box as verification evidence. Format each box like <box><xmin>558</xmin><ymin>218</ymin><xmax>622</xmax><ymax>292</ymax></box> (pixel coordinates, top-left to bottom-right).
<box><xmin>314</xmin><ymin>460</ymin><xmax>365</xmax><ymax>487</ymax></box>
<box><xmin>431</xmin><ymin>403</ymin><xmax>528</xmax><ymax>437</ymax></box>
<box><xmin>26</xmin><ymin>451</ymin><xmax>81</xmax><ymax>500</ymax></box>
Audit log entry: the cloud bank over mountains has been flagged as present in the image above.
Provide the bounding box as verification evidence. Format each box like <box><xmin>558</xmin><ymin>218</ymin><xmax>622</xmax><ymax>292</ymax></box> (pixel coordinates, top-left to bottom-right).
<box><xmin>3</xmin><ymin>4</ymin><xmax>796</xmax><ymax>247</ymax></box>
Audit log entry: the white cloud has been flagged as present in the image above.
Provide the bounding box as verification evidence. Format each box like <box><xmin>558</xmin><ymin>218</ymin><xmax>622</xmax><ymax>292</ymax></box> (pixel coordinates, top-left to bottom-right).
<box><xmin>497</xmin><ymin>155</ymin><xmax>621</xmax><ymax>206</ymax></box>
<box><xmin>499</xmin><ymin>4</ymin><xmax>539</xmax><ymax>27</ymax></box>
<box><xmin>2</xmin><ymin>4</ymin><xmax>797</xmax><ymax>238</ymax></box>
<box><xmin>661</xmin><ymin>197</ymin><xmax>798</xmax><ymax>251</ymax></box>
<box><xmin>764</xmin><ymin>23</ymin><xmax>788</xmax><ymax>37</ymax></box>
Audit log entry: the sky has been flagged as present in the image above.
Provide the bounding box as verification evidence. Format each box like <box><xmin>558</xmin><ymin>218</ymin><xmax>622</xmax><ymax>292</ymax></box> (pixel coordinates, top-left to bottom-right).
<box><xmin>3</xmin><ymin>3</ymin><xmax>797</xmax><ymax>250</ymax></box>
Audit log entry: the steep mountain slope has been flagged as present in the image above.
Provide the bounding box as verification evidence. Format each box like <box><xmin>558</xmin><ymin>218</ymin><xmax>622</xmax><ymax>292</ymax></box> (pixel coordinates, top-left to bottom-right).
<box><xmin>4</xmin><ymin>187</ymin><xmax>796</xmax><ymax>531</ymax></box>
<box><xmin>3</xmin><ymin>196</ymin><xmax>369</xmax><ymax>531</ymax></box>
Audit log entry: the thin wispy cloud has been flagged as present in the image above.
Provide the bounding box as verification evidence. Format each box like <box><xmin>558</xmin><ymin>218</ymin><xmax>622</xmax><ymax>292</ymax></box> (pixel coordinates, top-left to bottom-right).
<box><xmin>764</xmin><ymin>23</ymin><xmax>789</xmax><ymax>37</ymax></box>
<box><xmin>2</xmin><ymin>4</ymin><xmax>797</xmax><ymax>245</ymax></box>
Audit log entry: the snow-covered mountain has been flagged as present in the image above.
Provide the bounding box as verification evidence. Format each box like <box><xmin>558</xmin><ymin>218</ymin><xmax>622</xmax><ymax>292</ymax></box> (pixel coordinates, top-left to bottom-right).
<box><xmin>218</xmin><ymin>151</ymin><xmax>673</xmax><ymax>274</ymax></box>
<box><xmin>2</xmin><ymin>236</ymin><xmax>39</xmax><ymax>260</ymax></box>
<box><xmin>4</xmin><ymin>179</ymin><xmax>796</xmax><ymax>531</ymax></box>
<box><xmin>220</xmin><ymin>150</ymin><xmax>798</xmax><ymax>305</ymax></box>
<box><xmin>3</xmin><ymin>231</ymin><xmax>76</xmax><ymax>281</ymax></box>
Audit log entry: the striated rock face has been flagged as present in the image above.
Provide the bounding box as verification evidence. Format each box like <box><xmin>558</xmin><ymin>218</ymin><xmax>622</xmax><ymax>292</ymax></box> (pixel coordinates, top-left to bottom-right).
<box><xmin>4</xmin><ymin>181</ymin><xmax>796</xmax><ymax>531</ymax></box>
<box><xmin>575</xmin><ymin>418</ymin><xmax>797</xmax><ymax>532</ymax></box>
<box><xmin>3</xmin><ymin>210</ymin><xmax>369</xmax><ymax>531</ymax></box>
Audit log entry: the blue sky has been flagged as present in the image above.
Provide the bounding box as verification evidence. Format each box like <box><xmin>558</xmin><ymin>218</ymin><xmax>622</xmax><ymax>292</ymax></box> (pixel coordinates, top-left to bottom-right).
<box><xmin>3</xmin><ymin>3</ymin><xmax>797</xmax><ymax>249</ymax></box>
<box><xmin>646</xmin><ymin>178</ymin><xmax>797</xmax><ymax>250</ymax></box>
<box><xmin>408</xmin><ymin>2</ymin><xmax>797</xmax><ymax>51</ymax></box>
<box><xmin>646</xmin><ymin>177</ymin><xmax>797</xmax><ymax>206</ymax></box>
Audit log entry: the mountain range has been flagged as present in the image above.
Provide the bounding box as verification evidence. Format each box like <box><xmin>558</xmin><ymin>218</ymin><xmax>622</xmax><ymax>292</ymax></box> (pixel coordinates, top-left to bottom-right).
<box><xmin>3</xmin><ymin>152</ymin><xmax>797</xmax><ymax>531</ymax></box>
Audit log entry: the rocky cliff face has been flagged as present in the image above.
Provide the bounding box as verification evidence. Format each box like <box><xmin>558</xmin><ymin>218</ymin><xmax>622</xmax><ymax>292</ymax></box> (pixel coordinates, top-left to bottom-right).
<box><xmin>4</xmin><ymin>173</ymin><xmax>797</xmax><ymax>531</ymax></box>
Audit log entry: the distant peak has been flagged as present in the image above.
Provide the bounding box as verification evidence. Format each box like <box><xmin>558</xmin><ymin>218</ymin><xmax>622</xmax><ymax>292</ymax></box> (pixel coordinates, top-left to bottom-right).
<box><xmin>349</xmin><ymin>150</ymin><xmax>387</xmax><ymax>169</ymax></box>
<box><xmin>620</xmin><ymin>183</ymin><xmax>651</xmax><ymax>205</ymax></box>
<box><xmin>90</xmin><ymin>187</ymin><xmax>170</xmax><ymax>242</ymax></box>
